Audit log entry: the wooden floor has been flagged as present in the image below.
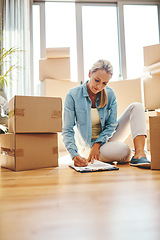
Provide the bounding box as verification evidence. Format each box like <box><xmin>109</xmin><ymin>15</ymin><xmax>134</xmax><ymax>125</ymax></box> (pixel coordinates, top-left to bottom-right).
<box><xmin>0</xmin><ymin>152</ymin><xmax>160</xmax><ymax>240</ymax></box>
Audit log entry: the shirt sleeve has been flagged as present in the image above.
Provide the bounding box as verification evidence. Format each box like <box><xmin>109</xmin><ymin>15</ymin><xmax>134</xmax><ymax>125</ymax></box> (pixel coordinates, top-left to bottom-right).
<box><xmin>93</xmin><ymin>91</ymin><xmax>118</xmax><ymax>146</ymax></box>
<box><xmin>62</xmin><ymin>92</ymin><xmax>79</xmax><ymax>159</ymax></box>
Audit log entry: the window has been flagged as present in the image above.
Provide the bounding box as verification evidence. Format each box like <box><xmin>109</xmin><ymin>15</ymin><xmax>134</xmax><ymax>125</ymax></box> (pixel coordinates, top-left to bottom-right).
<box><xmin>33</xmin><ymin>2</ymin><xmax>160</xmax><ymax>89</ymax></box>
<box><xmin>32</xmin><ymin>5</ymin><xmax>41</xmax><ymax>95</ymax></box>
<box><xmin>82</xmin><ymin>5</ymin><xmax>120</xmax><ymax>81</ymax></box>
<box><xmin>124</xmin><ymin>5</ymin><xmax>159</xmax><ymax>79</ymax></box>
<box><xmin>45</xmin><ymin>2</ymin><xmax>77</xmax><ymax>82</ymax></box>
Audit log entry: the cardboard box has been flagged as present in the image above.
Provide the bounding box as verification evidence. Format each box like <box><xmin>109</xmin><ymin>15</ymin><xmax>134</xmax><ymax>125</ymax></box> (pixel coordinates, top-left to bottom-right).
<box><xmin>149</xmin><ymin>116</ymin><xmax>160</xmax><ymax>170</ymax></box>
<box><xmin>156</xmin><ymin>109</ymin><xmax>160</xmax><ymax>116</ymax></box>
<box><xmin>39</xmin><ymin>58</ymin><xmax>70</xmax><ymax>81</ymax></box>
<box><xmin>108</xmin><ymin>78</ymin><xmax>142</xmax><ymax>149</ymax></box>
<box><xmin>41</xmin><ymin>79</ymin><xmax>79</xmax><ymax>152</ymax></box>
<box><xmin>41</xmin><ymin>79</ymin><xmax>79</xmax><ymax>105</ymax></box>
<box><xmin>143</xmin><ymin>62</ymin><xmax>160</xmax><ymax>75</ymax></box>
<box><xmin>145</xmin><ymin>110</ymin><xmax>159</xmax><ymax>151</ymax></box>
<box><xmin>145</xmin><ymin>110</ymin><xmax>159</xmax><ymax>128</ymax></box>
<box><xmin>108</xmin><ymin>78</ymin><xmax>142</xmax><ymax>118</ymax></box>
<box><xmin>8</xmin><ymin>96</ymin><xmax>62</xmax><ymax>133</ymax></box>
<box><xmin>143</xmin><ymin>44</ymin><xmax>160</xmax><ymax>66</ymax></box>
<box><xmin>0</xmin><ymin>133</ymin><xmax>58</xmax><ymax>171</ymax></box>
<box><xmin>142</xmin><ymin>74</ymin><xmax>160</xmax><ymax>110</ymax></box>
<box><xmin>46</xmin><ymin>47</ymin><xmax>70</xmax><ymax>59</ymax></box>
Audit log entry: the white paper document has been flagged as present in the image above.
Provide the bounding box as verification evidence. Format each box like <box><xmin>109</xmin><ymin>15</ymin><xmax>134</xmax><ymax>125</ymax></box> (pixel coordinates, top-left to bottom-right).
<box><xmin>69</xmin><ymin>160</ymin><xmax>119</xmax><ymax>173</ymax></box>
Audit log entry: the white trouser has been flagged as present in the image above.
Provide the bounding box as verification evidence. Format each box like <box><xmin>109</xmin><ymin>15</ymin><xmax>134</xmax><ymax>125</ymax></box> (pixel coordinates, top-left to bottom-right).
<box><xmin>79</xmin><ymin>102</ymin><xmax>147</xmax><ymax>163</ymax></box>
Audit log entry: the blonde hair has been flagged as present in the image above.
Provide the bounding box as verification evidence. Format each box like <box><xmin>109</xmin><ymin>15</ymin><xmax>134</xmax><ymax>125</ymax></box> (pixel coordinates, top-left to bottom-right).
<box><xmin>90</xmin><ymin>59</ymin><xmax>113</xmax><ymax>108</ymax></box>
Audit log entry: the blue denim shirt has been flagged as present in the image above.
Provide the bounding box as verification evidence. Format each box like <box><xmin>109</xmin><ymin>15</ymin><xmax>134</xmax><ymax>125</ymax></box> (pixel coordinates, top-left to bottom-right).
<box><xmin>62</xmin><ymin>81</ymin><xmax>118</xmax><ymax>159</ymax></box>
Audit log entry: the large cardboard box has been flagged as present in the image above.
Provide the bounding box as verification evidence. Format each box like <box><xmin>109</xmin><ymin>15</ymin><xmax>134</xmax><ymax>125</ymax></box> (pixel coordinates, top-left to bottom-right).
<box><xmin>8</xmin><ymin>96</ymin><xmax>62</xmax><ymax>133</ymax></box>
<box><xmin>149</xmin><ymin>116</ymin><xmax>160</xmax><ymax>170</ymax></box>
<box><xmin>0</xmin><ymin>133</ymin><xmax>58</xmax><ymax>171</ymax></box>
<box><xmin>108</xmin><ymin>78</ymin><xmax>142</xmax><ymax>118</ymax></box>
<box><xmin>41</xmin><ymin>79</ymin><xmax>79</xmax><ymax>105</ymax></box>
<box><xmin>41</xmin><ymin>79</ymin><xmax>79</xmax><ymax>152</ymax></box>
<box><xmin>39</xmin><ymin>58</ymin><xmax>70</xmax><ymax>81</ymax></box>
<box><xmin>108</xmin><ymin>78</ymin><xmax>142</xmax><ymax>149</ymax></box>
<box><xmin>143</xmin><ymin>44</ymin><xmax>160</xmax><ymax>66</ymax></box>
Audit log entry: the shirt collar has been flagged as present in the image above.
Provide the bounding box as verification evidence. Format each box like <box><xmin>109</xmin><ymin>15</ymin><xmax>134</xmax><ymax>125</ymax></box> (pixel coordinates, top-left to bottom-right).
<box><xmin>82</xmin><ymin>80</ymin><xmax>89</xmax><ymax>97</ymax></box>
<box><xmin>82</xmin><ymin>80</ymin><xmax>100</xmax><ymax>101</ymax></box>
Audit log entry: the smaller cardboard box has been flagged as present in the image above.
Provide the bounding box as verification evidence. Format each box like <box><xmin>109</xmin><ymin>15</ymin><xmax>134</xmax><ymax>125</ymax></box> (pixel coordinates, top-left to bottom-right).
<box><xmin>8</xmin><ymin>96</ymin><xmax>62</xmax><ymax>133</ymax></box>
<box><xmin>143</xmin><ymin>44</ymin><xmax>160</xmax><ymax>66</ymax></box>
<box><xmin>46</xmin><ymin>47</ymin><xmax>70</xmax><ymax>59</ymax></box>
<box><xmin>0</xmin><ymin>133</ymin><xmax>58</xmax><ymax>171</ymax></box>
<box><xmin>39</xmin><ymin>58</ymin><xmax>70</xmax><ymax>81</ymax></box>
<box><xmin>149</xmin><ymin>116</ymin><xmax>160</xmax><ymax>170</ymax></box>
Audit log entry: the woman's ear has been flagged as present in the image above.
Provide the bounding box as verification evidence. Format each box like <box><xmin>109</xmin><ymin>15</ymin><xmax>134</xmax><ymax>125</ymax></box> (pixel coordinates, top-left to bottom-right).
<box><xmin>88</xmin><ymin>70</ymin><xmax>91</xmax><ymax>78</ymax></box>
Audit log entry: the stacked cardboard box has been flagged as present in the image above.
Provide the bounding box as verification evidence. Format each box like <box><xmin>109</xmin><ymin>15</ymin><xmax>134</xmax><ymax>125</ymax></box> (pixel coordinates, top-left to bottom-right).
<box><xmin>143</xmin><ymin>44</ymin><xmax>160</xmax><ymax>169</ymax></box>
<box><xmin>143</xmin><ymin>44</ymin><xmax>160</xmax><ymax>66</ymax></box>
<box><xmin>41</xmin><ymin>79</ymin><xmax>79</xmax><ymax>152</ymax></box>
<box><xmin>149</xmin><ymin>115</ymin><xmax>160</xmax><ymax>170</ymax></box>
<box><xmin>39</xmin><ymin>47</ymin><xmax>70</xmax><ymax>82</ymax></box>
<box><xmin>41</xmin><ymin>79</ymin><xmax>79</xmax><ymax>105</ymax></box>
<box><xmin>46</xmin><ymin>47</ymin><xmax>70</xmax><ymax>59</ymax></box>
<box><xmin>145</xmin><ymin>110</ymin><xmax>160</xmax><ymax>151</ymax></box>
<box><xmin>142</xmin><ymin>44</ymin><xmax>160</xmax><ymax>111</ymax></box>
<box><xmin>39</xmin><ymin>47</ymin><xmax>79</xmax><ymax>152</ymax></box>
<box><xmin>0</xmin><ymin>95</ymin><xmax>62</xmax><ymax>171</ymax></box>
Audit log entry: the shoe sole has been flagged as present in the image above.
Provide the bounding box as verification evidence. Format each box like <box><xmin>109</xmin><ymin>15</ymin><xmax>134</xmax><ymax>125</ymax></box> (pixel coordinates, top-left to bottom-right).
<box><xmin>130</xmin><ymin>163</ymin><xmax>151</xmax><ymax>168</ymax></box>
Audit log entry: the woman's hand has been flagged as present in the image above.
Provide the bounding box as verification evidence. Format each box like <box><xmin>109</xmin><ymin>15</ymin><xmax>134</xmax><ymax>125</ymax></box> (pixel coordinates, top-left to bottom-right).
<box><xmin>73</xmin><ymin>155</ymin><xmax>88</xmax><ymax>167</ymax></box>
<box><xmin>87</xmin><ymin>143</ymin><xmax>101</xmax><ymax>164</ymax></box>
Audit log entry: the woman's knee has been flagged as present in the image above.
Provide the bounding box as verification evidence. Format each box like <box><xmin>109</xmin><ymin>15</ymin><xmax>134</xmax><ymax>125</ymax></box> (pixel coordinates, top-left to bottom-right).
<box><xmin>129</xmin><ymin>102</ymin><xmax>145</xmax><ymax>111</ymax></box>
<box><xmin>119</xmin><ymin>144</ymin><xmax>132</xmax><ymax>163</ymax></box>
<box><xmin>100</xmin><ymin>142</ymin><xmax>131</xmax><ymax>163</ymax></box>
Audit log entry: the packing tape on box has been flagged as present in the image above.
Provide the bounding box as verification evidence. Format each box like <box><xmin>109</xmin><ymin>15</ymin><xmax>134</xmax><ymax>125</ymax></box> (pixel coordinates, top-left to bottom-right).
<box><xmin>1</xmin><ymin>147</ymin><xmax>24</xmax><ymax>157</ymax></box>
<box><xmin>51</xmin><ymin>110</ymin><xmax>61</xmax><ymax>118</ymax></box>
<box><xmin>9</xmin><ymin>109</ymin><xmax>61</xmax><ymax>119</ymax></box>
<box><xmin>9</xmin><ymin>108</ymin><xmax>25</xmax><ymax>119</ymax></box>
<box><xmin>52</xmin><ymin>146</ymin><xmax>58</xmax><ymax>153</ymax></box>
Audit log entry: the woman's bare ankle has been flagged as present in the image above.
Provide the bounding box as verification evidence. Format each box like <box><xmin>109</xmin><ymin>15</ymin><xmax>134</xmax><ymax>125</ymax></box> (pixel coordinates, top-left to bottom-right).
<box><xmin>133</xmin><ymin>152</ymin><xmax>146</xmax><ymax>159</ymax></box>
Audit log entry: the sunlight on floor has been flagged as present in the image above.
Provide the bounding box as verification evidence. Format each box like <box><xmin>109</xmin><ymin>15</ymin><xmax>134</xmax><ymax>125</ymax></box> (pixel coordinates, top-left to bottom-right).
<box><xmin>58</xmin><ymin>151</ymin><xmax>72</xmax><ymax>165</ymax></box>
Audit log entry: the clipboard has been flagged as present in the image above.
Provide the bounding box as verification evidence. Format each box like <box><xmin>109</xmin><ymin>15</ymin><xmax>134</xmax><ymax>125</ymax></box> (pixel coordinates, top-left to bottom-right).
<box><xmin>69</xmin><ymin>160</ymin><xmax>119</xmax><ymax>173</ymax></box>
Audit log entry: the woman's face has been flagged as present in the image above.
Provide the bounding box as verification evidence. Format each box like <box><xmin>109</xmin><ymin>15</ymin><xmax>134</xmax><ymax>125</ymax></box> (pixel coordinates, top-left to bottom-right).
<box><xmin>88</xmin><ymin>69</ymin><xmax>112</xmax><ymax>94</ymax></box>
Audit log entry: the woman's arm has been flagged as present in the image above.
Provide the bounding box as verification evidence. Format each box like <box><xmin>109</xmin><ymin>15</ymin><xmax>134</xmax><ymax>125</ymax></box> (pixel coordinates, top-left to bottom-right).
<box><xmin>62</xmin><ymin>92</ymin><xmax>79</xmax><ymax>159</ymax></box>
<box><xmin>62</xmin><ymin>92</ymin><xmax>89</xmax><ymax>166</ymax></box>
